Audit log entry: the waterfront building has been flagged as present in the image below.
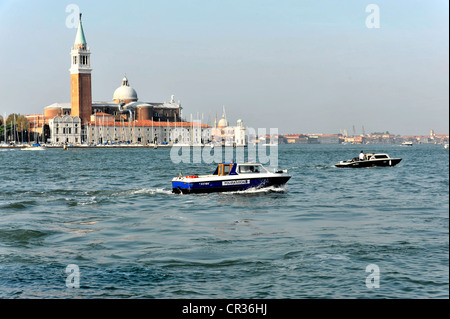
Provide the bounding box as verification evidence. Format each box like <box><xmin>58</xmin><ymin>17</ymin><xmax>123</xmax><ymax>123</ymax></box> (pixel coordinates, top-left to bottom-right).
<box><xmin>282</xmin><ymin>134</ymin><xmax>308</xmax><ymax>144</ymax></box>
<box><xmin>41</xmin><ymin>13</ymin><xmax>210</xmax><ymax>145</ymax></box>
<box><xmin>343</xmin><ymin>136</ymin><xmax>365</xmax><ymax>144</ymax></box>
<box><xmin>317</xmin><ymin>134</ymin><xmax>340</xmax><ymax>144</ymax></box>
<box><xmin>211</xmin><ymin>107</ymin><xmax>246</xmax><ymax>146</ymax></box>
<box><xmin>24</xmin><ymin>114</ymin><xmax>46</xmax><ymax>137</ymax></box>
<box><xmin>49</xmin><ymin>115</ymin><xmax>81</xmax><ymax>144</ymax></box>
<box><xmin>84</xmin><ymin>118</ymin><xmax>209</xmax><ymax>146</ymax></box>
<box><xmin>307</xmin><ymin>135</ymin><xmax>320</xmax><ymax>144</ymax></box>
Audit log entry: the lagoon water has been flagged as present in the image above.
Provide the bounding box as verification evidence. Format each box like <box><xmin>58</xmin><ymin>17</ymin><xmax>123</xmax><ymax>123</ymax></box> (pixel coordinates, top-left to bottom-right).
<box><xmin>0</xmin><ymin>144</ymin><xmax>448</xmax><ymax>298</ymax></box>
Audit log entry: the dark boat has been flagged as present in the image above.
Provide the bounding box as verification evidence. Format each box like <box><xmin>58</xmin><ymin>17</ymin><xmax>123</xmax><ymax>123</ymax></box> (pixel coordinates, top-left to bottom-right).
<box><xmin>172</xmin><ymin>162</ymin><xmax>291</xmax><ymax>194</ymax></box>
<box><xmin>335</xmin><ymin>153</ymin><xmax>402</xmax><ymax>168</ymax></box>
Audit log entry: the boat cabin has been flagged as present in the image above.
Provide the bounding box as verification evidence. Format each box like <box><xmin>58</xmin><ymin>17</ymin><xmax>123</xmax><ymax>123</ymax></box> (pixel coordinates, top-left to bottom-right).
<box><xmin>212</xmin><ymin>163</ymin><xmax>268</xmax><ymax>176</ymax></box>
<box><xmin>364</xmin><ymin>153</ymin><xmax>391</xmax><ymax>160</ymax></box>
<box><xmin>351</xmin><ymin>153</ymin><xmax>392</xmax><ymax>162</ymax></box>
<box><xmin>369</xmin><ymin>153</ymin><xmax>390</xmax><ymax>160</ymax></box>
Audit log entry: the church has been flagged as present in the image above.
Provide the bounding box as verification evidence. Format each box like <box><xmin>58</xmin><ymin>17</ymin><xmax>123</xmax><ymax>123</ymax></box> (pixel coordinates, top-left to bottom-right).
<box><xmin>211</xmin><ymin>107</ymin><xmax>246</xmax><ymax>146</ymax></box>
<box><xmin>43</xmin><ymin>14</ymin><xmax>210</xmax><ymax>146</ymax></box>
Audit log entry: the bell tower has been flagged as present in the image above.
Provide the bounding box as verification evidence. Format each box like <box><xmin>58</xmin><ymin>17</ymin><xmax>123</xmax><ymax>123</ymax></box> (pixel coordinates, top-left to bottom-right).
<box><xmin>70</xmin><ymin>13</ymin><xmax>92</xmax><ymax>126</ymax></box>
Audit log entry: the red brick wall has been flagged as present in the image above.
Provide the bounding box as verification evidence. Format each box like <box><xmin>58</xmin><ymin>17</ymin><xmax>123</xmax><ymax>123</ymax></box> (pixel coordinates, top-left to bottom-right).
<box><xmin>71</xmin><ymin>73</ymin><xmax>92</xmax><ymax>124</ymax></box>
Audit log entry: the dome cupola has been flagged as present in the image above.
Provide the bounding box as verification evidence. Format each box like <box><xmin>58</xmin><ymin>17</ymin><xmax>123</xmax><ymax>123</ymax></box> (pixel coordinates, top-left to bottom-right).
<box><xmin>113</xmin><ymin>76</ymin><xmax>138</xmax><ymax>104</ymax></box>
<box><xmin>218</xmin><ymin>105</ymin><xmax>228</xmax><ymax>128</ymax></box>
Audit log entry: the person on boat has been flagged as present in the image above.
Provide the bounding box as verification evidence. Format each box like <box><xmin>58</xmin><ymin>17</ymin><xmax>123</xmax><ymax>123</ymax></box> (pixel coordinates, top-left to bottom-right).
<box><xmin>249</xmin><ymin>166</ymin><xmax>255</xmax><ymax>173</ymax></box>
<box><xmin>359</xmin><ymin>151</ymin><xmax>365</xmax><ymax>161</ymax></box>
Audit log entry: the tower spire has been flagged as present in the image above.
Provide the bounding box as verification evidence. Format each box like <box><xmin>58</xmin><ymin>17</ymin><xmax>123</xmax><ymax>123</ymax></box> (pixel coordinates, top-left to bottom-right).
<box><xmin>222</xmin><ymin>105</ymin><xmax>226</xmax><ymax>120</ymax></box>
<box><xmin>74</xmin><ymin>13</ymin><xmax>87</xmax><ymax>50</ymax></box>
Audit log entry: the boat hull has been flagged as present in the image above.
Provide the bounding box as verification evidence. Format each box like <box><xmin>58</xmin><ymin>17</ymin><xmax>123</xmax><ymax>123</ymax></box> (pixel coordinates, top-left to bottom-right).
<box><xmin>172</xmin><ymin>176</ymin><xmax>291</xmax><ymax>194</ymax></box>
<box><xmin>335</xmin><ymin>158</ymin><xmax>402</xmax><ymax>168</ymax></box>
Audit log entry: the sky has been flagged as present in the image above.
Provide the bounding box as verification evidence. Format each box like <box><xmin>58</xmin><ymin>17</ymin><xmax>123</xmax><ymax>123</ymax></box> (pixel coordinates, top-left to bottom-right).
<box><xmin>0</xmin><ymin>0</ymin><xmax>448</xmax><ymax>135</ymax></box>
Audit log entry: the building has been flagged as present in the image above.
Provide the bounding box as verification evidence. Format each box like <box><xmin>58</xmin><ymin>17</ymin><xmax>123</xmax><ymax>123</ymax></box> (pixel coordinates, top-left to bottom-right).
<box><xmin>82</xmin><ymin>119</ymin><xmax>209</xmax><ymax>146</ymax></box>
<box><xmin>24</xmin><ymin>114</ymin><xmax>46</xmax><ymax>137</ymax></box>
<box><xmin>317</xmin><ymin>134</ymin><xmax>340</xmax><ymax>144</ymax></box>
<box><xmin>283</xmin><ymin>134</ymin><xmax>308</xmax><ymax>144</ymax></box>
<box><xmin>43</xmin><ymin>13</ymin><xmax>209</xmax><ymax>145</ymax></box>
<box><xmin>49</xmin><ymin>115</ymin><xmax>81</xmax><ymax>144</ymax></box>
<box><xmin>211</xmin><ymin>107</ymin><xmax>246</xmax><ymax>146</ymax></box>
<box><xmin>343</xmin><ymin>136</ymin><xmax>365</xmax><ymax>144</ymax></box>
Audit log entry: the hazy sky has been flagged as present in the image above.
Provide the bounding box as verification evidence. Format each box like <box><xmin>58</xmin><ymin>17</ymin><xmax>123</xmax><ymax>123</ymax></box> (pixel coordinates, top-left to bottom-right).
<box><xmin>0</xmin><ymin>0</ymin><xmax>448</xmax><ymax>135</ymax></box>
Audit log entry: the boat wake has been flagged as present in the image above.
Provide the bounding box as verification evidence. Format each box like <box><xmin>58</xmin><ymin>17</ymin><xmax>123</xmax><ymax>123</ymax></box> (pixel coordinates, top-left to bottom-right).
<box><xmin>112</xmin><ymin>188</ymin><xmax>173</xmax><ymax>196</ymax></box>
<box><xmin>133</xmin><ymin>188</ymin><xmax>173</xmax><ymax>195</ymax></box>
<box><xmin>224</xmin><ymin>185</ymin><xmax>288</xmax><ymax>195</ymax></box>
<box><xmin>21</xmin><ymin>147</ymin><xmax>46</xmax><ymax>151</ymax></box>
<box><xmin>69</xmin><ymin>188</ymin><xmax>174</xmax><ymax>205</ymax></box>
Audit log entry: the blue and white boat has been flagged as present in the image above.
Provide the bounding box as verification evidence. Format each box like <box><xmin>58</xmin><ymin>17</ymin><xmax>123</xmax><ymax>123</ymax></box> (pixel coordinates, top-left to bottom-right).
<box><xmin>172</xmin><ymin>162</ymin><xmax>291</xmax><ymax>194</ymax></box>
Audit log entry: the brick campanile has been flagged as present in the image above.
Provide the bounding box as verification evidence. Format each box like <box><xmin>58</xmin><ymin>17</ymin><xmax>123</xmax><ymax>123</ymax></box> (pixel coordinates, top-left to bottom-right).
<box><xmin>70</xmin><ymin>13</ymin><xmax>92</xmax><ymax>126</ymax></box>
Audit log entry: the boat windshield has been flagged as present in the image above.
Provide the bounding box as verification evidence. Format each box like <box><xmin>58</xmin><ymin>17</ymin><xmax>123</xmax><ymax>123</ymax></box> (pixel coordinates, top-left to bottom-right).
<box><xmin>238</xmin><ymin>164</ymin><xmax>267</xmax><ymax>174</ymax></box>
<box><xmin>213</xmin><ymin>163</ymin><xmax>234</xmax><ymax>176</ymax></box>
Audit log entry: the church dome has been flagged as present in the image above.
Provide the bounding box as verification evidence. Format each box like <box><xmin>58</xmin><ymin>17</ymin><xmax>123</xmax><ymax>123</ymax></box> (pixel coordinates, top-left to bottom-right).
<box><xmin>113</xmin><ymin>76</ymin><xmax>138</xmax><ymax>104</ymax></box>
<box><xmin>217</xmin><ymin>106</ymin><xmax>228</xmax><ymax>128</ymax></box>
<box><xmin>218</xmin><ymin>117</ymin><xmax>228</xmax><ymax>128</ymax></box>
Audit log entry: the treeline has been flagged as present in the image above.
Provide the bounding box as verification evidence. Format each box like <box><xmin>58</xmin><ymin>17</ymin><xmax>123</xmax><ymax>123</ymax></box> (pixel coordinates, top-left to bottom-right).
<box><xmin>0</xmin><ymin>113</ymin><xmax>43</xmax><ymax>144</ymax></box>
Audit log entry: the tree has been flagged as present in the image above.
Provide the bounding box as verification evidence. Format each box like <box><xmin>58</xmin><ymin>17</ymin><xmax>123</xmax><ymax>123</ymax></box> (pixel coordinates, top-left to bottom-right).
<box><xmin>0</xmin><ymin>121</ymin><xmax>12</xmax><ymax>143</ymax></box>
<box><xmin>6</xmin><ymin>114</ymin><xmax>15</xmax><ymax>124</ymax></box>
<box><xmin>16</xmin><ymin>115</ymin><xmax>29</xmax><ymax>133</ymax></box>
<box><xmin>4</xmin><ymin>114</ymin><xmax>30</xmax><ymax>143</ymax></box>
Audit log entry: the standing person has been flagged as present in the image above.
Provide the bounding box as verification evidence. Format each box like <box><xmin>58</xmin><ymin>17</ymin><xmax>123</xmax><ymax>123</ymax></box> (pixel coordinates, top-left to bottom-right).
<box><xmin>359</xmin><ymin>151</ymin><xmax>365</xmax><ymax>161</ymax></box>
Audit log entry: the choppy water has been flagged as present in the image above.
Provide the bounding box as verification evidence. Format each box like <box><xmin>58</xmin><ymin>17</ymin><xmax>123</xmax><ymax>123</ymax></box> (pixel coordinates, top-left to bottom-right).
<box><xmin>0</xmin><ymin>144</ymin><xmax>448</xmax><ymax>298</ymax></box>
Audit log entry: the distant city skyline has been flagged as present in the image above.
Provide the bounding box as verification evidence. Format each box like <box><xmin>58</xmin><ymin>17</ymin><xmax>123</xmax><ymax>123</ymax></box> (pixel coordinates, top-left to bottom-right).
<box><xmin>0</xmin><ymin>0</ymin><xmax>448</xmax><ymax>136</ymax></box>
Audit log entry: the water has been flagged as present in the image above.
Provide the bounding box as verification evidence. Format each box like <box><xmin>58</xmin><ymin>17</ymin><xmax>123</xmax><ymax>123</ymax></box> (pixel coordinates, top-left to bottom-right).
<box><xmin>0</xmin><ymin>144</ymin><xmax>448</xmax><ymax>298</ymax></box>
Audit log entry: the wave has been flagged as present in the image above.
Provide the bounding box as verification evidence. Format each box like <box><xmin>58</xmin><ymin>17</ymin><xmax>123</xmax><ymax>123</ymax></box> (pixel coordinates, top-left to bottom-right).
<box><xmin>315</xmin><ymin>254</ymin><xmax>350</xmax><ymax>261</ymax></box>
<box><xmin>0</xmin><ymin>200</ymin><xmax>38</xmax><ymax>210</ymax></box>
<box><xmin>0</xmin><ymin>228</ymin><xmax>52</xmax><ymax>247</ymax></box>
